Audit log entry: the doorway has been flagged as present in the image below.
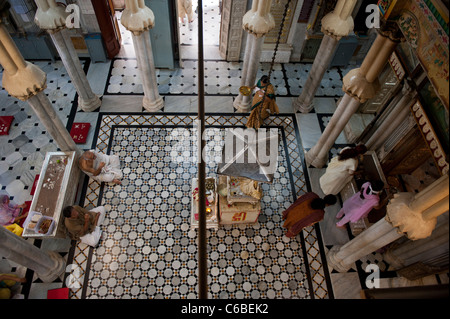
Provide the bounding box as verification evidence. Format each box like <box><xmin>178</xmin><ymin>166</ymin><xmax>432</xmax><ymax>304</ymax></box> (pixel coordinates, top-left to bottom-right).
<box><xmin>178</xmin><ymin>0</ymin><xmax>223</xmax><ymax>60</ymax></box>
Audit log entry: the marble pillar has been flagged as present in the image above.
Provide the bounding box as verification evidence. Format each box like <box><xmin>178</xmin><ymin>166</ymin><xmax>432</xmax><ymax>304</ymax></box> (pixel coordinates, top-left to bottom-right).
<box><xmin>386</xmin><ymin>174</ymin><xmax>449</xmax><ymax>240</ymax></box>
<box><xmin>305</xmin><ymin>22</ymin><xmax>402</xmax><ymax>168</ymax></box>
<box><xmin>294</xmin><ymin>0</ymin><xmax>358</xmax><ymax>113</ymax></box>
<box><xmin>121</xmin><ymin>0</ymin><xmax>164</xmax><ymax>112</ymax></box>
<box><xmin>366</xmin><ymin>80</ymin><xmax>417</xmax><ymax>150</ymax></box>
<box><xmin>0</xmin><ymin>18</ymin><xmax>79</xmax><ymax>152</ymax></box>
<box><xmin>233</xmin><ymin>0</ymin><xmax>275</xmax><ymax>112</ymax></box>
<box><xmin>0</xmin><ymin>226</ymin><xmax>66</xmax><ymax>282</ymax></box>
<box><xmin>383</xmin><ymin>219</ymin><xmax>449</xmax><ymax>271</ymax></box>
<box><xmin>34</xmin><ymin>0</ymin><xmax>101</xmax><ymax>112</ymax></box>
<box><xmin>327</xmin><ymin>174</ymin><xmax>449</xmax><ymax>272</ymax></box>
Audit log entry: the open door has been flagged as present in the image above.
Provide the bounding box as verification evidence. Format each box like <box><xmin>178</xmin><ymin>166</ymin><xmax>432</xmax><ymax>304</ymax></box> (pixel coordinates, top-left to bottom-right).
<box><xmin>90</xmin><ymin>0</ymin><xmax>121</xmax><ymax>59</ymax></box>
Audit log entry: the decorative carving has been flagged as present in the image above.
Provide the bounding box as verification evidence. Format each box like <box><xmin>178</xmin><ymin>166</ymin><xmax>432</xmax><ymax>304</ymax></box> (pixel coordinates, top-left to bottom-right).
<box><xmin>321</xmin><ymin>0</ymin><xmax>357</xmax><ymax>40</ymax></box>
<box><xmin>396</xmin><ymin>0</ymin><xmax>449</xmax><ymax>109</ymax></box>
<box><xmin>121</xmin><ymin>0</ymin><xmax>155</xmax><ymax>35</ymax></box>
<box><xmin>342</xmin><ymin>68</ymin><xmax>381</xmax><ymax>103</ymax></box>
<box><xmin>385</xmin><ymin>192</ymin><xmax>437</xmax><ymax>240</ymax></box>
<box><xmin>34</xmin><ymin>0</ymin><xmax>68</xmax><ymax>33</ymax></box>
<box><xmin>219</xmin><ymin>0</ymin><xmax>246</xmax><ymax>61</ymax></box>
<box><xmin>242</xmin><ymin>0</ymin><xmax>276</xmax><ymax>38</ymax></box>
<box><xmin>378</xmin><ymin>18</ymin><xmax>404</xmax><ymax>43</ymax></box>
<box><xmin>389</xmin><ymin>52</ymin><xmax>406</xmax><ymax>81</ymax></box>
<box><xmin>264</xmin><ymin>0</ymin><xmax>296</xmax><ymax>44</ymax></box>
<box><xmin>398</xmin><ymin>10</ymin><xmax>419</xmax><ymax>48</ymax></box>
<box><xmin>411</xmin><ymin>100</ymin><xmax>449</xmax><ymax>175</ymax></box>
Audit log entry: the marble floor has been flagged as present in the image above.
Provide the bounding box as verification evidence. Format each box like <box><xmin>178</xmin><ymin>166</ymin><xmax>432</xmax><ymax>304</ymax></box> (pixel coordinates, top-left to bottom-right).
<box><xmin>1</xmin><ymin>0</ymin><xmax>448</xmax><ymax>300</ymax></box>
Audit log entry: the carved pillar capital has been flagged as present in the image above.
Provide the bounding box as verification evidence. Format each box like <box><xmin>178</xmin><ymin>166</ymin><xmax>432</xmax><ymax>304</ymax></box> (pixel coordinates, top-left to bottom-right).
<box><xmin>321</xmin><ymin>0</ymin><xmax>358</xmax><ymax>40</ymax></box>
<box><xmin>385</xmin><ymin>174</ymin><xmax>449</xmax><ymax>240</ymax></box>
<box><xmin>121</xmin><ymin>0</ymin><xmax>155</xmax><ymax>35</ymax></box>
<box><xmin>378</xmin><ymin>18</ymin><xmax>404</xmax><ymax>43</ymax></box>
<box><xmin>242</xmin><ymin>0</ymin><xmax>275</xmax><ymax>38</ymax></box>
<box><xmin>34</xmin><ymin>0</ymin><xmax>67</xmax><ymax>33</ymax></box>
<box><xmin>0</xmin><ymin>22</ymin><xmax>46</xmax><ymax>100</ymax></box>
<box><xmin>342</xmin><ymin>68</ymin><xmax>381</xmax><ymax>103</ymax></box>
<box><xmin>342</xmin><ymin>26</ymin><xmax>400</xmax><ymax>102</ymax></box>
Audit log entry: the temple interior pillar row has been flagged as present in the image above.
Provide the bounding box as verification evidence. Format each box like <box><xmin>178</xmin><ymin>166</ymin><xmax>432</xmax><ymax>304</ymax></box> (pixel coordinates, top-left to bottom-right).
<box><xmin>0</xmin><ymin>13</ymin><xmax>79</xmax><ymax>153</ymax></box>
<box><xmin>305</xmin><ymin>21</ymin><xmax>403</xmax><ymax>168</ymax></box>
<box><xmin>34</xmin><ymin>0</ymin><xmax>101</xmax><ymax>112</ymax></box>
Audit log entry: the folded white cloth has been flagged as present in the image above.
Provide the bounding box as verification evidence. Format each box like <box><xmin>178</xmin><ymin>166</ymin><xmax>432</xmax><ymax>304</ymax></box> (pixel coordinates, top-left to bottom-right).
<box><xmin>79</xmin><ymin>206</ymin><xmax>106</xmax><ymax>247</ymax></box>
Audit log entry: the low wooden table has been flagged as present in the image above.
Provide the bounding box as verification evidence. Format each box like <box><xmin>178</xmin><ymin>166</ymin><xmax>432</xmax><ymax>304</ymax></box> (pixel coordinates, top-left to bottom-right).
<box><xmin>22</xmin><ymin>151</ymin><xmax>80</xmax><ymax>238</ymax></box>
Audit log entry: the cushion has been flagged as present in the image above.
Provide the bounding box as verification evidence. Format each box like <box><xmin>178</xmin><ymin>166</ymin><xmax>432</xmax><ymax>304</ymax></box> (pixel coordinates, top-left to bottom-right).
<box><xmin>30</xmin><ymin>174</ymin><xmax>40</xmax><ymax>196</ymax></box>
<box><xmin>0</xmin><ymin>116</ymin><xmax>14</xmax><ymax>135</ymax></box>
<box><xmin>70</xmin><ymin>122</ymin><xmax>91</xmax><ymax>144</ymax></box>
<box><xmin>47</xmin><ymin>287</ymin><xmax>69</xmax><ymax>299</ymax></box>
<box><xmin>17</xmin><ymin>201</ymin><xmax>32</xmax><ymax>228</ymax></box>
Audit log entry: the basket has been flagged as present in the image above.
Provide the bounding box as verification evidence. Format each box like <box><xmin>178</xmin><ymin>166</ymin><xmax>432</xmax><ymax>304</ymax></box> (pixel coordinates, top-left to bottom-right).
<box><xmin>22</xmin><ymin>211</ymin><xmax>43</xmax><ymax>233</ymax></box>
<box><xmin>35</xmin><ymin>216</ymin><xmax>55</xmax><ymax>236</ymax></box>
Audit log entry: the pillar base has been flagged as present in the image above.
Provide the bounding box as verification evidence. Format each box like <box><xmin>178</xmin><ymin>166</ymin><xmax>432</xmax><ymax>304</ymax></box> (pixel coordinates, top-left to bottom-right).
<box><xmin>143</xmin><ymin>96</ymin><xmax>164</xmax><ymax>112</ymax></box>
<box><xmin>326</xmin><ymin>245</ymin><xmax>352</xmax><ymax>273</ymax></box>
<box><xmin>36</xmin><ymin>251</ymin><xmax>66</xmax><ymax>283</ymax></box>
<box><xmin>233</xmin><ymin>95</ymin><xmax>252</xmax><ymax>113</ymax></box>
<box><xmin>294</xmin><ymin>98</ymin><xmax>314</xmax><ymax>114</ymax></box>
<box><xmin>305</xmin><ymin>148</ymin><xmax>328</xmax><ymax>168</ymax></box>
<box><xmin>79</xmin><ymin>94</ymin><xmax>102</xmax><ymax>112</ymax></box>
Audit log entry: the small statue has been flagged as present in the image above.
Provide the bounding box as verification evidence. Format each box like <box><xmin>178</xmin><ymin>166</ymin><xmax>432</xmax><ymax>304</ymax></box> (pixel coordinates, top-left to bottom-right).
<box><xmin>246</xmin><ymin>75</ymin><xmax>279</xmax><ymax>130</ymax></box>
<box><xmin>239</xmin><ymin>178</ymin><xmax>262</xmax><ymax>200</ymax></box>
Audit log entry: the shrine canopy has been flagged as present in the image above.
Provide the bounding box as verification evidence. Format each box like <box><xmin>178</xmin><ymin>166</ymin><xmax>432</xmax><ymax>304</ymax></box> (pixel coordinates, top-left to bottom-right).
<box><xmin>217</xmin><ymin>128</ymin><xmax>279</xmax><ymax>183</ymax></box>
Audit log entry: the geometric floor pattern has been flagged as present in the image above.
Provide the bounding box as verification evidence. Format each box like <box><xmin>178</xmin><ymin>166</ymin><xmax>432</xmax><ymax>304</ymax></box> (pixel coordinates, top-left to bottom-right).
<box><xmin>69</xmin><ymin>113</ymin><xmax>332</xmax><ymax>299</ymax></box>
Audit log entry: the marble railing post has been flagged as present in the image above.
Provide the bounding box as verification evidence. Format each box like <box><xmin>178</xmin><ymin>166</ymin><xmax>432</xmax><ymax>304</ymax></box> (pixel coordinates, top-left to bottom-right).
<box><xmin>305</xmin><ymin>22</ymin><xmax>402</xmax><ymax>168</ymax></box>
<box><xmin>327</xmin><ymin>174</ymin><xmax>449</xmax><ymax>272</ymax></box>
<box><xmin>233</xmin><ymin>0</ymin><xmax>275</xmax><ymax>112</ymax></box>
<box><xmin>0</xmin><ymin>226</ymin><xmax>66</xmax><ymax>282</ymax></box>
<box><xmin>293</xmin><ymin>0</ymin><xmax>358</xmax><ymax>113</ymax></box>
<box><xmin>34</xmin><ymin>0</ymin><xmax>101</xmax><ymax>112</ymax></box>
<box><xmin>0</xmin><ymin>17</ymin><xmax>78</xmax><ymax>152</ymax></box>
<box><xmin>121</xmin><ymin>0</ymin><xmax>164</xmax><ymax>112</ymax></box>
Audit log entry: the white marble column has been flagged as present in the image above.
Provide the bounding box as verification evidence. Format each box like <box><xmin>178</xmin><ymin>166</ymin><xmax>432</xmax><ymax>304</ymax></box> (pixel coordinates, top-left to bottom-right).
<box><xmin>34</xmin><ymin>0</ymin><xmax>101</xmax><ymax>112</ymax></box>
<box><xmin>121</xmin><ymin>0</ymin><xmax>164</xmax><ymax>112</ymax></box>
<box><xmin>0</xmin><ymin>226</ymin><xmax>66</xmax><ymax>282</ymax></box>
<box><xmin>293</xmin><ymin>0</ymin><xmax>358</xmax><ymax>113</ymax></box>
<box><xmin>386</xmin><ymin>174</ymin><xmax>449</xmax><ymax>239</ymax></box>
<box><xmin>327</xmin><ymin>174</ymin><xmax>449</xmax><ymax>272</ymax></box>
<box><xmin>233</xmin><ymin>0</ymin><xmax>275</xmax><ymax>112</ymax></box>
<box><xmin>383</xmin><ymin>219</ymin><xmax>449</xmax><ymax>271</ymax></box>
<box><xmin>366</xmin><ymin>80</ymin><xmax>417</xmax><ymax>150</ymax></box>
<box><xmin>0</xmin><ymin>18</ymin><xmax>79</xmax><ymax>152</ymax></box>
<box><xmin>305</xmin><ymin>24</ymin><xmax>402</xmax><ymax>168</ymax></box>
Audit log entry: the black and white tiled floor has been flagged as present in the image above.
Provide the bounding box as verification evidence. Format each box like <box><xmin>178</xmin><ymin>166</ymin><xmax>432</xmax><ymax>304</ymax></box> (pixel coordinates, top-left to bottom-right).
<box><xmin>1</xmin><ymin>0</ymin><xmax>447</xmax><ymax>300</ymax></box>
<box><xmin>68</xmin><ymin>112</ymin><xmax>332</xmax><ymax>299</ymax></box>
<box><xmin>82</xmin><ymin>116</ymin><xmax>312</xmax><ymax>299</ymax></box>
